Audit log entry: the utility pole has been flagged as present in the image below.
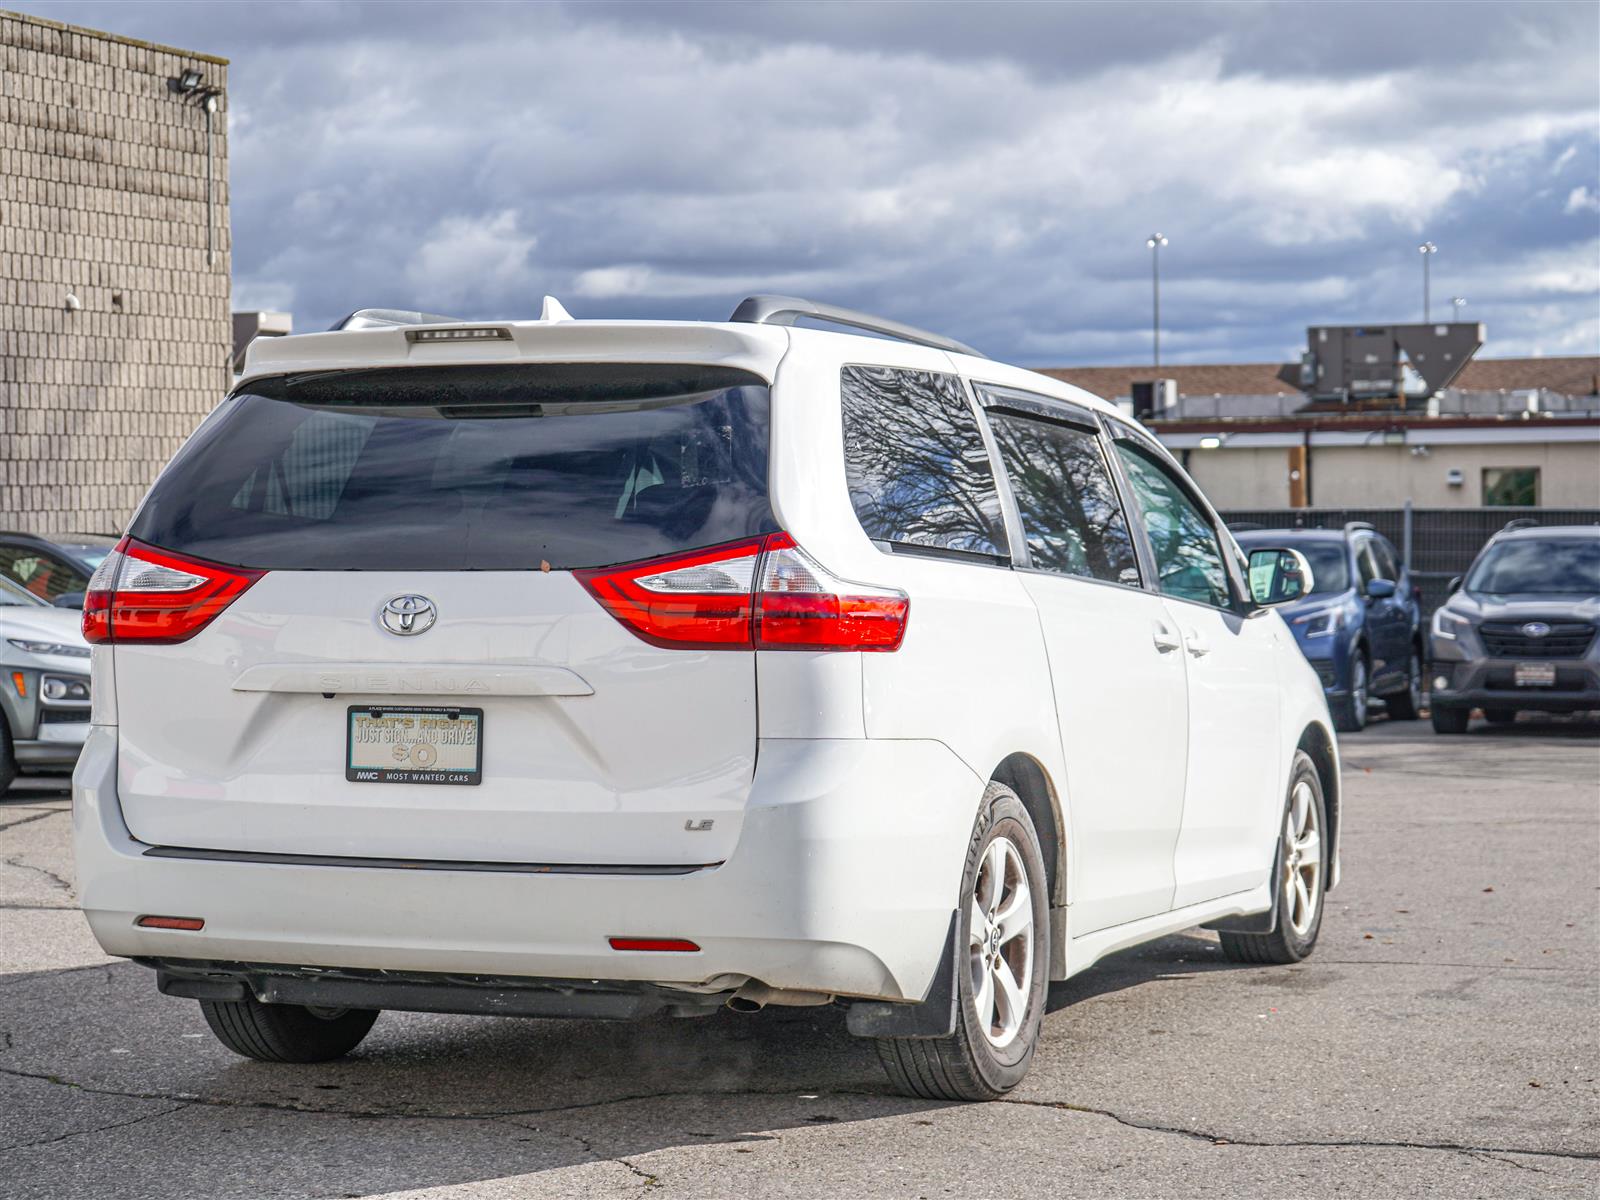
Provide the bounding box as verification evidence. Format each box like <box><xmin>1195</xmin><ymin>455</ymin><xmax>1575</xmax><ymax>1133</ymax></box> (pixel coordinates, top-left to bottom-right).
<box><xmin>1146</xmin><ymin>233</ymin><xmax>1168</xmax><ymax>368</ymax></box>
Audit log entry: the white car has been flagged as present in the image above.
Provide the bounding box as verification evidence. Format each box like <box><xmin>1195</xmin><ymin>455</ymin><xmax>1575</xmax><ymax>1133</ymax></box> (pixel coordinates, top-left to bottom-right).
<box><xmin>74</xmin><ymin>297</ymin><xmax>1338</xmax><ymax>1099</ymax></box>
<box><xmin>1</xmin><ymin>574</ymin><xmax>92</xmax><ymax>792</ymax></box>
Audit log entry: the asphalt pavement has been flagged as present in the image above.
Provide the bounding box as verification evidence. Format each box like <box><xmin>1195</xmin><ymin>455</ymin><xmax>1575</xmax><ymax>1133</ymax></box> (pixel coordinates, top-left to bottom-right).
<box><xmin>2</xmin><ymin>714</ymin><xmax>1597</xmax><ymax>1198</ymax></box>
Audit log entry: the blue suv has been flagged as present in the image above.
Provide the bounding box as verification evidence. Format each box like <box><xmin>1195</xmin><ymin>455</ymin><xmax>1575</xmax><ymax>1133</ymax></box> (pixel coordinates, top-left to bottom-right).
<box><xmin>1235</xmin><ymin>524</ymin><xmax>1424</xmax><ymax>731</ymax></box>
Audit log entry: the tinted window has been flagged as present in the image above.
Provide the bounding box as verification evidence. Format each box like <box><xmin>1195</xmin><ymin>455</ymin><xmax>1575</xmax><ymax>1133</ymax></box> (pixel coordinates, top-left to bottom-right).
<box><xmin>1483</xmin><ymin>467</ymin><xmax>1539</xmax><ymax>507</ymax></box>
<box><xmin>0</xmin><ymin>546</ymin><xmax>88</xmax><ymax>601</ymax></box>
<box><xmin>986</xmin><ymin>411</ymin><xmax>1138</xmax><ymax>585</ymax></box>
<box><xmin>1113</xmin><ymin>441</ymin><xmax>1231</xmax><ymax>608</ymax></box>
<box><xmin>131</xmin><ymin>364</ymin><xmax>773</xmax><ymax>571</ymax></box>
<box><xmin>841</xmin><ymin>366</ymin><xmax>1007</xmax><ymax>557</ymax></box>
<box><xmin>0</xmin><ymin>575</ymin><xmax>49</xmax><ymax>607</ymax></box>
<box><xmin>1299</xmin><ymin>543</ymin><xmax>1352</xmax><ymax>595</ymax></box>
<box><xmin>1355</xmin><ymin>539</ymin><xmax>1382</xmax><ymax>586</ymax></box>
<box><xmin>1371</xmin><ymin>537</ymin><xmax>1400</xmax><ymax>581</ymax></box>
<box><xmin>1466</xmin><ymin>539</ymin><xmax>1600</xmax><ymax>595</ymax></box>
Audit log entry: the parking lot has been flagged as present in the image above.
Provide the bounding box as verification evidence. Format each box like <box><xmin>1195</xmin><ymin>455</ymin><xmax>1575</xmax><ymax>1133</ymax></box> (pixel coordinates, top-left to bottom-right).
<box><xmin>1</xmin><ymin>718</ymin><xmax>1596</xmax><ymax>1199</ymax></box>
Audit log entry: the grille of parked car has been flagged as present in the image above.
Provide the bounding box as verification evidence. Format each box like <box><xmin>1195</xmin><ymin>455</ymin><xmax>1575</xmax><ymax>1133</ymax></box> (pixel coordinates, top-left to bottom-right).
<box><xmin>1478</xmin><ymin>621</ymin><xmax>1596</xmax><ymax>659</ymax></box>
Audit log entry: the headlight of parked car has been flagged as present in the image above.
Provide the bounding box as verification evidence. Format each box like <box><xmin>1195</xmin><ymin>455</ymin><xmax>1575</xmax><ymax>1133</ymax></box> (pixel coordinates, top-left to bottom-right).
<box><xmin>40</xmin><ymin>676</ymin><xmax>91</xmax><ymax>703</ymax></box>
<box><xmin>7</xmin><ymin>639</ymin><xmax>91</xmax><ymax>658</ymax></box>
<box><xmin>1431</xmin><ymin>608</ymin><xmax>1471</xmax><ymax>641</ymax></box>
<box><xmin>1293</xmin><ymin>608</ymin><xmax>1343</xmax><ymax>638</ymax></box>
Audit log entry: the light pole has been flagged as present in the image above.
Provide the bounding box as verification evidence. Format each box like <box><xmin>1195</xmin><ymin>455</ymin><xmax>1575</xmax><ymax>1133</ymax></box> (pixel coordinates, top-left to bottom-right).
<box><xmin>1451</xmin><ymin>296</ymin><xmax>1467</xmax><ymax>323</ymax></box>
<box><xmin>1418</xmin><ymin>241</ymin><xmax>1437</xmax><ymax>322</ymax></box>
<box><xmin>1146</xmin><ymin>233</ymin><xmax>1168</xmax><ymax>368</ymax></box>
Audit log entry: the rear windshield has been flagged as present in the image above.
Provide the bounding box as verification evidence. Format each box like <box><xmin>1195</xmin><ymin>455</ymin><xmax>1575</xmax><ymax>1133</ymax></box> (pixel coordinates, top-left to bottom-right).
<box><xmin>131</xmin><ymin>364</ymin><xmax>773</xmax><ymax>571</ymax></box>
<box><xmin>1466</xmin><ymin>538</ymin><xmax>1600</xmax><ymax>596</ymax></box>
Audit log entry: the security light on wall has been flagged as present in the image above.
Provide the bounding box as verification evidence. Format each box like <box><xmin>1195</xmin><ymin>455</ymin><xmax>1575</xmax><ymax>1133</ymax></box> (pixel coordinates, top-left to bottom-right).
<box><xmin>1446</xmin><ymin>468</ymin><xmax>1465</xmax><ymax>488</ymax></box>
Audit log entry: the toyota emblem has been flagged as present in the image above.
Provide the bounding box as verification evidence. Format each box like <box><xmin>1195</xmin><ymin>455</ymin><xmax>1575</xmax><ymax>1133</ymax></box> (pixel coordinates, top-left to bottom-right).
<box><xmin>380</xmin><ymin>594</ymin><xmax>437</xmax><ymax>636</ymax></box>
<box><xmin>1520</xmin><ymin>621</ymin><xmax>1551</xmax><ymax>639</ymax></box>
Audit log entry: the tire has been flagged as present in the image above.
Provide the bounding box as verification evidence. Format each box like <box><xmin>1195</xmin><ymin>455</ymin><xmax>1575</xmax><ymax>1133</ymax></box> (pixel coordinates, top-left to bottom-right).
<box><xmin>1385</xmin><ymin>648</ymin><xmax>1423</xmax><ymax>722</ymax></box>
<box><xmin>0</xmin><ymin>714</ymin><xmax>16</xmax><ymax>795</ymax></box>
<box><xmin>1483</xmin><ymin>709</ymin><xmax>1516</xmax><ymax>726</ymax></box>
<box><xmin>876</xmin><ymin>782</ymin><xmax>1049</xmax><ymax>1102</ymax></box>
<box><xmin>1331</xmin><ymin>652</ymin><xmax>1369</xmax><ymax>733</ymax></box>
<box><xmin>1220</xmin><ymin>750</ymin><xmax>1327</xmax><ymax>966</ymax></box>
<box><xmin>1431</xmin><ymin>705</ymin><xmax>1470</xmax><ymax>735</ymax></box>
<box><xmin>199</xmin><ymin>996</ymin><xmax>379</xmax><ymax>1063</ymax></box>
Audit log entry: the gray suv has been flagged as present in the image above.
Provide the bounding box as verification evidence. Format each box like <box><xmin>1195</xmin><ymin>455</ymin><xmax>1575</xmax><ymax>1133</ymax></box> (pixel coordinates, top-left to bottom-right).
<box><xmin>1427</xmin><ymin>525</ymin><xmax>1600</xmax><ymax>733</ymax></box>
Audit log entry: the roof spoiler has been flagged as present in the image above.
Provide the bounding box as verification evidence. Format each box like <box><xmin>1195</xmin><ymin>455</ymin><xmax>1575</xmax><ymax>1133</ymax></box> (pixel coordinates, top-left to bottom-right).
<box><xmin>729</xmin><ymin>294</ymin><xmax>986</xmax><ymax>359</ymax></box>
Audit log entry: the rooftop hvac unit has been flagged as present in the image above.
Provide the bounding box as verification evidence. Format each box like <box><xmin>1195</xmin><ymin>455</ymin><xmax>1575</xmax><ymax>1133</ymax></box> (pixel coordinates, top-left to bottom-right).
<box><xmin>1131</xmin><ymin>379</ymin><xmax>1177</xmax><ymax>420</ymax></box>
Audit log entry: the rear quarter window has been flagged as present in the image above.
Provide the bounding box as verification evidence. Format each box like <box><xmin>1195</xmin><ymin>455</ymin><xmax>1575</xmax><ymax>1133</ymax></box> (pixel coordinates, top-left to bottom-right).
<box><xmin>839</xmin><ymin>365</ymin><xmax>1008</xmax><ymax>558</ymax></box>
<box><xmin>130</xmin><ymin>363</ymin><xmax>774</xmax><ymax>571</ymax></box>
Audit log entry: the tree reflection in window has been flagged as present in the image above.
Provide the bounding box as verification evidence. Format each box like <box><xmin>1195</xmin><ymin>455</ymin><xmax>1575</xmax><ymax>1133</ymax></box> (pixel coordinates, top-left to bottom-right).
<box><xmin>1113</xmin><ymin>441</ymin><xmax>1231</xmax><ymax>608</ymax></box>
<box><xmin>985</xmin><ymin>410</ymin><xmax>1139</xmax><ymax>585</ymax></box>
<box><xmin>841</xmin><ymin>366</ymin><xmax>1007</xmax><ymax>556</ymax></box>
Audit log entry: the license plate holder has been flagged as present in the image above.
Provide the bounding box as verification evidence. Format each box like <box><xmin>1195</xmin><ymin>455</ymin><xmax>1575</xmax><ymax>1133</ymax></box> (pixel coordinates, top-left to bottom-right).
<box><xmin>347</xmin><ymin>706</ymin><xmax>483</xmax><ymax>785</ymax></box>
<box><xmin>1513</xmin><ymin>662</ymin><xmax>1557</xmax><ymax>688</ymax></box>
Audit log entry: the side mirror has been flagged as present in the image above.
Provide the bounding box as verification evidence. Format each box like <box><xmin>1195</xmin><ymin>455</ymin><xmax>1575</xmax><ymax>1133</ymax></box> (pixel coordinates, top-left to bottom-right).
<box><xmin>1447</xmin><ymin>575</ymin><xmax>1463</xmax><ymax>594</ymax></box>
<box><xmin>52</xmin><ymin>591</ymin><xmax>86</xmax><ymax>609</ymax></box>
<box><xmin>1247</xmin><ymin>547</ymin><xmax>1315</xmax><ymax>607</ymax></box>
<box><xmin>1365</xmin><ymin>579</ymin><xmax>1397</xmax><ymax>600</ymax></box>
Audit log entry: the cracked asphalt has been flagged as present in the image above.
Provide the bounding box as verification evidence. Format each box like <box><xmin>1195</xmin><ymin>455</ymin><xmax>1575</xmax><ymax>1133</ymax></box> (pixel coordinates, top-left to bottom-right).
<box><xmin>1</xmin><ymin>718</ymin><xmax>1596</xmax><ymax>1198</ymax></box>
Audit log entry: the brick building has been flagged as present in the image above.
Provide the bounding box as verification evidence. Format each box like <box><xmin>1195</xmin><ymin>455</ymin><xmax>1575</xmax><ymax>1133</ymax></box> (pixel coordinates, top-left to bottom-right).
<box><xmin>0</xmin><ymin>10</ymin><xmax>229</xmax><ymax>534</ymax></box>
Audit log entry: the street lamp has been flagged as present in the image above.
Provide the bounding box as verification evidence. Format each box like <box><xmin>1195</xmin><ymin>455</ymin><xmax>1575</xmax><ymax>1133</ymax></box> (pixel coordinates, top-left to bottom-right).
<box><xmin>1418</xmin><ymin>241</ymin><xmax>1437</xmax><ymax>322</ymax></box>
<box><xmin>1451</xmin><ymin>296</ymin><xmax>1467</xmax><ymax>322</ymax></box>
<box><xmin>1146</xmin><ymin>233</ymin><xmax>1168</xmax><ymax>368</ymax></box>
<box><xmin>168</xmin><ymin>68</ymin><xmax>226</xmax><ymax>266</ymax></box>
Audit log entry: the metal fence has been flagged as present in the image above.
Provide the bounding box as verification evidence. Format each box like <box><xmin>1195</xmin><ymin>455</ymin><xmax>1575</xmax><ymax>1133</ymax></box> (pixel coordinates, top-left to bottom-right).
<box><xmin>1220</xmin><ymin>506</ymin><xmax>1600</xmax><ymax>618</ymax></box>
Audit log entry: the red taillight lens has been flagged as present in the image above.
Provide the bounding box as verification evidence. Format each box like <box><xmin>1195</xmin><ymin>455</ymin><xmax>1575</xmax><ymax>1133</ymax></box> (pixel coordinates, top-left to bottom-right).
<box><xmin>576</xmin><ymin>533</ymin><xmax>909</xmax><ymax>652</ymax></box>
<box><xmin>135</xmin><ymin>915</ymin><xmax>205</xmax><ymax>931</ymax></box>
<box><xmin>84</xmin><ymin>537</ymin><xmax>264</xmax><ymax>645</ymax></box>
<box><xmin>753</xmin><ymin>533</ymin><xmax>909</xmax><ymax>651</ymax></box>
<box><xmin>608</xmin><ymin>937</ymin><xmax>700</xmax><ymax>952</ymax></box>
<box><xmin>573</xmin><ymin>538</ymin><xmax>764</xmax><ymax>650</ymax></box>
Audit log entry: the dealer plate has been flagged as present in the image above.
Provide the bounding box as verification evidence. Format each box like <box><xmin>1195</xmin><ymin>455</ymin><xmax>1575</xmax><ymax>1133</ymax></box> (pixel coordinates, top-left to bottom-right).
<box><xmin>1513</xmin><ymin>662</ymin><xmax>1557</xmax><ymax>688</ymax></box>
<box><xmin>347</xmin><ymin>706</ymin><xmax>483</xmax><ymax>785</ymax></box>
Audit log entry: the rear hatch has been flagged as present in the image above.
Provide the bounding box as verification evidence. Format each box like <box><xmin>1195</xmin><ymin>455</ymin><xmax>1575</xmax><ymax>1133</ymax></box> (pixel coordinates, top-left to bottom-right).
<box><xmin>107</xmin><ymin>360</ymin><xmax>774</xmax><ymax>866</ymax></box>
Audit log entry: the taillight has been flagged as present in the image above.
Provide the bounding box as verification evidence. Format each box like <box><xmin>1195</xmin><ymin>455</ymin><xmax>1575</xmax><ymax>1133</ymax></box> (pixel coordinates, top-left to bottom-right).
<box><xmin>576</xmin><ymin>533</ymin><xmax>908</xmax><ymax>652</ymax></box>
<box><xmin>83</xmin><ymin>537</ymin><xmax>263</xmax><ymax>645</ymax></box>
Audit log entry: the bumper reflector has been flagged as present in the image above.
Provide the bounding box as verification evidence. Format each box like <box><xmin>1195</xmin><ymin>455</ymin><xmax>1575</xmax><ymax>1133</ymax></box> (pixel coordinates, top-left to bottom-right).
<box><xmin>136</xmin><ymin>915</ymin><xmax>205</xmax><ymax>931</ymax></box>
<box><xmin>608</xmin><ymin>937</ymin><xmax>700</xmax><ymax>952</ymax></box>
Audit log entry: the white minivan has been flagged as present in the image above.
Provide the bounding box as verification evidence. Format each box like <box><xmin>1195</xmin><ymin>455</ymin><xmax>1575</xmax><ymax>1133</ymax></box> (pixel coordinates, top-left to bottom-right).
<box><xmin>74</xmin><ymin>297</ymin><xmax>1339</xmax><ymax>1100</ymax></box>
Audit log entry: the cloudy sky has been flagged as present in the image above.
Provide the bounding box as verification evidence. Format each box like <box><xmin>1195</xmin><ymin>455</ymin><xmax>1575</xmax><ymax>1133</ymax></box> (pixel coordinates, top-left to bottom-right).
<box><xmin>34</xmin><ymin>0</ymin><xmax>1600</xmax><ymax>365</ymax></box>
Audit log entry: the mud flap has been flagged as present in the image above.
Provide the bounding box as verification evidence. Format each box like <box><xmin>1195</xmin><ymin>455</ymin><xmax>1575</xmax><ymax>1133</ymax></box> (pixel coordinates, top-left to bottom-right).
<box><xmin>844</xmin><ymin>910</ymin><xmax>959</xmax><ymax>1038</ymax></box>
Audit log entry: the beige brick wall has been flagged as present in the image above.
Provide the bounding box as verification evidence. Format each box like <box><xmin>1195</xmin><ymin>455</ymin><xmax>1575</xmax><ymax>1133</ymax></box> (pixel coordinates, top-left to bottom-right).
<box><xmin>0</xmin><ymin>9</ymin><xmax>229</xmax><ymax>535</ymax></box>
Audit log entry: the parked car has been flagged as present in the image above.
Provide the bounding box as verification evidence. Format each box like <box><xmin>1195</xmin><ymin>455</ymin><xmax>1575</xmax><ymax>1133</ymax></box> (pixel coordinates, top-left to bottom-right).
<box><xmin>1427</xmin><ymin>524</ymin><xmax>1600</xmax><ymax>733</ymax></box>
<box><xmin>1233</xmin><ymin>525</ymin><xmax>1423</xmax><ymax>732</ymax></box>
<box><xmin>73</xmin><ymin>297</ymin><xmax>1340</xmax><ymax>1101</ymax></box>
<box><xmin>1</xmin><ymin>574</ymin><xmax>93</xmax><ymax>792</ymax></box>
<box><xmin>0</xmin><ymin>531</ymin><xmax>119</xmax><ymax>608</ymax></box>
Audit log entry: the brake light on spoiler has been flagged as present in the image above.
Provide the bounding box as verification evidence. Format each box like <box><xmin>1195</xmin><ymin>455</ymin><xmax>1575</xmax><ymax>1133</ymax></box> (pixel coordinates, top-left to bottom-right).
<box><xmin>576</xmin><ymin>533</ymin><xmax>908</xmax><ymax>652</ymax></box>
<box><xmin>84</xmin><ymin>538</ymin><xmax>264</xmax><ymax>645</ymax></box>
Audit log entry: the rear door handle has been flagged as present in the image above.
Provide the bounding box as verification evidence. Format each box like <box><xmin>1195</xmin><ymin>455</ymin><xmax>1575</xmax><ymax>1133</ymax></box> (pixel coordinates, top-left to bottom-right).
<box><xmin>1151</xmin><ymin>623</ymin><xmax>1181</xmax><ymax>653</ymax></box>
<box><xmin>1185</xmin><ymin>630</ymin><xmax>1210</xmax><ymax>657</ymax></box>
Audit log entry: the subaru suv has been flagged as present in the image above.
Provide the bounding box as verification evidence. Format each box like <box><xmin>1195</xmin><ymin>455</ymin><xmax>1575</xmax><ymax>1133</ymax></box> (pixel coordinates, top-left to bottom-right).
<box><xmin>1234</xmin><ymin>525</ymin><xmax>1423</xmax><ymax>732</ymax></box>
<box><xmin>74</xmin><ymin>296</ymin><xmax>1340</xmax><ymax>1100</ymax></box>
<box><xmin>1428</xmin><ymin>524</ymin><xmax>1600</xmax><ymax>733</ymax></box>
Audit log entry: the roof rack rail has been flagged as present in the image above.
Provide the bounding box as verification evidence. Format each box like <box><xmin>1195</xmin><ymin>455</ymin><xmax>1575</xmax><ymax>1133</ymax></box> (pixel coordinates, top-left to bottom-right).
<box><xmin>1343</xmin><ymin>521</ymin><xmax>1378</xmax><ymax>535</ymax></box>
<box><xmin>330</xmin><ymin>308</ymin><xmax>466</xmax><ymax>332</ymax></box>
<box><xmin>1501</xmin><ymin>517</ymin><xmax>1540</xmax><ymax>532</ymax></box>
<box><xmin>728</xmin><ymin>295</ymin><xmax>986</xmax><ymax>359</ymax></box>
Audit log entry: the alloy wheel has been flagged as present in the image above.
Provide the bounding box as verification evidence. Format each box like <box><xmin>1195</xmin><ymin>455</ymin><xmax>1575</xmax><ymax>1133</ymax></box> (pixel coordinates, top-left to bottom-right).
<box><xmin>968</xmin><ymin>836</ymin><xmax>1034</xmax><ymax>1049</ymax></box>
<box><xmin>1281</xmin><ymin>780</ymin><xmax>1322</xmax><ymax>936</ymax></box>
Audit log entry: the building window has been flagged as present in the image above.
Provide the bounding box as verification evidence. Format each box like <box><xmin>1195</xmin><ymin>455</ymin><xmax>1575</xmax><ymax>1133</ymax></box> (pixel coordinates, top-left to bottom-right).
<box><xmin>1483</xmin><ymin>467</ymin><xmax>1539</xmax><ymax>507</ymax></box>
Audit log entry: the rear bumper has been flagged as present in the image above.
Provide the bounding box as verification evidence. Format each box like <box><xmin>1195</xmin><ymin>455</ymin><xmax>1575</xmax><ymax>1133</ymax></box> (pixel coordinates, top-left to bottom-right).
<box><xmin>72</xmin><ymin>726</ymin><xmax>979</xmax><ymax>1003</ymax></box>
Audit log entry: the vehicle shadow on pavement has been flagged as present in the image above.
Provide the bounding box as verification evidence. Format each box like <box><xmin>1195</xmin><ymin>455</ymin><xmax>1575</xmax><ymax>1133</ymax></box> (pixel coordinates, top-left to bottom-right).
<box><xmin>1046</xmin><ymin>932</ymin><xmax>1232</xmax><ymax>1013</ymax></box>
<box><xmin>0</xmin><ymin>930</ymin><xmax>1238</xmax><ymax>1194</ymax></box>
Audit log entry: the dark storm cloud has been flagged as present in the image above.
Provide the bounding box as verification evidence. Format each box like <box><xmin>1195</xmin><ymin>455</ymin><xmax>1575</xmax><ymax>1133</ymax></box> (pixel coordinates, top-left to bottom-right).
<box><xmin>25</xmin><ymin>0</ymin><xmax>1600</xmax><ymax>365</ymax></box>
